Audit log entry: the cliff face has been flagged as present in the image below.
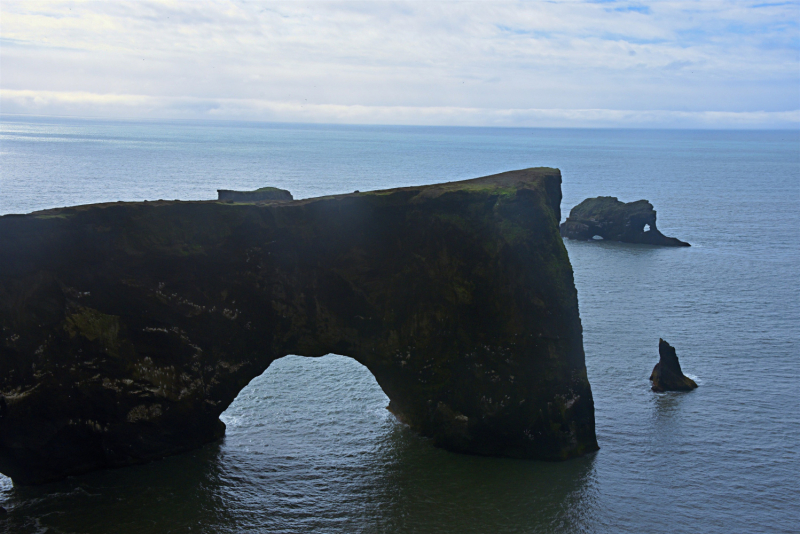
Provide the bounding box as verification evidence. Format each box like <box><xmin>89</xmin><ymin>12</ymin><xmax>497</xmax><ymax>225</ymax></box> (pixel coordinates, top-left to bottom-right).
<box><xmin>560</xmin><ymin>196</ymin><xmax>689</xmax><ymax>246</ymax></box>
<box><xmin>0</xmin><ymin>168</ymin><xmax>597</xmax><ymax>485</ymax></box>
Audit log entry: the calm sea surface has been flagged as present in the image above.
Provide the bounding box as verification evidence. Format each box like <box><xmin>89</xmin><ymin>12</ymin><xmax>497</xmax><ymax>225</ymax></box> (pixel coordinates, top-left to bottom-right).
<box><xmin>1</xmin><ymin>117</ymin><xmax>798</xmax><ymax>533</ymax></box>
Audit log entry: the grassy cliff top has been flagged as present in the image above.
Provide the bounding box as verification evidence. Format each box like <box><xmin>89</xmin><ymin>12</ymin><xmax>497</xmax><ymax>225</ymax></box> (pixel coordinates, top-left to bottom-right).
<box><xmin>357</xmin><ymin>167</ymin><xmax>560</xmax><ymax>197</ymax></box>
<box><xmin>216</xmin><ymin>187</ymin><xmax>288</xmax><ymax>193</ymax></box>
<box><xmin>289</xmin><ymin>167</ymin><xmax>562</xmax><ymax>211</ymax></box>
<box><xmin>14</xmin><ymin>167</ymin><xmax>560</xmax><ymax>219</ymax></box>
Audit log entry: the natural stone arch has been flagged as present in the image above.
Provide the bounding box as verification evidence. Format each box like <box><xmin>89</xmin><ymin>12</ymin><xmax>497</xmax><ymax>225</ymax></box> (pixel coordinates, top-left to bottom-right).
<box><xmin>0</xmin><ymin>168</ymin><xmax>597</xmax><ymax>485</ymax></box>
<box><xmin>221</xmin><ymin>353</ymin><xmax>391</xmax><ymax>441</ymax></box>
<box><xmin>560</xmin><ymin>196</ymin><xmax>689</xmax><ymax>246</ymax></box>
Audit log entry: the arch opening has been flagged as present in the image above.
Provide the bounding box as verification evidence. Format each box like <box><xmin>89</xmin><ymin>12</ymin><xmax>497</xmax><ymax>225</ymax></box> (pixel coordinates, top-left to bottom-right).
<box><xmin>220</xmin><ymin>354</ymin><xmax>395</xmax><ymax>448</ymax></box>
<box><xmin>643</xmin><ymin>224</ymin><xmax>651</xmax><ymax>232</ymax></box>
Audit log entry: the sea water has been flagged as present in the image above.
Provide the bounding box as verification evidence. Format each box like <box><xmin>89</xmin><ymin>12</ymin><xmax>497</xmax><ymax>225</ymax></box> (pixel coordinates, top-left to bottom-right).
<box><xmin>1</xmin><ymin>117</ymin><xmax>798</xmax><ymax>534</ymax></box>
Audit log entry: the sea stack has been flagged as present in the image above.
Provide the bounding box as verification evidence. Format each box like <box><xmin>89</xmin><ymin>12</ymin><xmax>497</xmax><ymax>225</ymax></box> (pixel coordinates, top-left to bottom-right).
<box><xmin>560</xmin><ymin>196</ymin><xmax>689</xmax><ymax>246</ymax></box>
<box><xmin>650</xmin><ymin>339</ymin><xmax>698</xmax><ymax>392</ymax></box>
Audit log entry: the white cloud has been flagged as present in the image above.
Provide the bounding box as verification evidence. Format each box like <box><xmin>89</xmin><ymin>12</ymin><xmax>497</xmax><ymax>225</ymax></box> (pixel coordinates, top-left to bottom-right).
<box><xmin>4</xmin><ymin>88</ymin><xmax>797</xmax><ymax>128</ymax></box>
<box><xmin>1</xmin><ymin>1</ymin><xmax>798</xmax><ymax>127</ymax></box>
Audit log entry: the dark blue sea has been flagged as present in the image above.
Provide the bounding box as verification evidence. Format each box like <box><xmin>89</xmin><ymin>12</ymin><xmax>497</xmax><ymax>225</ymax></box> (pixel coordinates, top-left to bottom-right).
<box><xmin>1</xmin><ymin>116</ymin><xmax>798</xmax><ymax>534</ymax></box>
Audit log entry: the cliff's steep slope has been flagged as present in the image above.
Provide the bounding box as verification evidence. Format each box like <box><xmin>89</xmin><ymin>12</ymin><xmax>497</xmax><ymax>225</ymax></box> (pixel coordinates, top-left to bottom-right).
<box><xmin>560</xmin><ymin>196</ymin><xmax>689</xmax><ymax>246</ymax></box>
<box><xmin>0</xmin><ymin>168</ymin><xmax>597</xmax><ymax>485</ymax></box>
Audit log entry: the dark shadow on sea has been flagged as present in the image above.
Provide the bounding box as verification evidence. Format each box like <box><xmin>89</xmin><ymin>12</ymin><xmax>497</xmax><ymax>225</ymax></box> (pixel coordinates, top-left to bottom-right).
<box><xmin>2</xmin><ymin>398</ymin><xmax>601</xmax><ymax>534</ymax></box>
<box><xmin>2</xmin><ymin>441</ymin><xmax>601</xmax><ymax>534</ymax></box>
<box><xmin>363</xmin><ymin>426</ymin><xmax>601</xmax><ymax>534</ymax></box>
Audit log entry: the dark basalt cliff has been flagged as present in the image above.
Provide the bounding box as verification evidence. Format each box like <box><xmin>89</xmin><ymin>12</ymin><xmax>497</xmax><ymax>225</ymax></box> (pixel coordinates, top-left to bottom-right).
<box><xmin>650</xmin><ymin>339</ymin><xmax>698</xmax><ymax>393</ymax></box>
<box><xmin>0</xmin><ymin>168</ymin><xmax>597</xmax><ymax>485</ymax></box>
<box><xmin>560</xmin><ymin>196</ymin><xmax>689</xmax><ymax>246</ymax></box>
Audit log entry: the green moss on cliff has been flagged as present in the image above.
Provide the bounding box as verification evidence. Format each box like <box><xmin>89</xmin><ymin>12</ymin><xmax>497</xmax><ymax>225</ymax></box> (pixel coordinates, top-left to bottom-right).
<box><xmin>497</xmin><ymin>219</ymin><xmax>529</xmax><ymax>245</ymax></box>
<box><xmin>34</xmin><ymin>213</ymin><xmax>72</xmax><ymax>220</ymax></box>
<box><xmin>64</xmin><ymin>307</ymin><xmax>121</xmax><ymax>355</ymax></box>
<box><xmin>254</xmin><ymin>187</ymin><xmax>285</xmax><ymax>193</ymax></box>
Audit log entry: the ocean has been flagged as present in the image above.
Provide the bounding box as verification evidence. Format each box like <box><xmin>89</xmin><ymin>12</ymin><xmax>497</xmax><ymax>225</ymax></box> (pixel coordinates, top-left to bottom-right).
<box><xmin>1</xmin><ymin>116</ymin><xmax>798</xmax><ymax>533</ymax></box>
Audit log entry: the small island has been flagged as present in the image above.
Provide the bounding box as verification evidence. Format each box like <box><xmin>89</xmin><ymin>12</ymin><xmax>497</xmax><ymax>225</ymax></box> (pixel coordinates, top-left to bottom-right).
<box><xmin>560</xmin><ymin>196</ymin><xmax>689</xmax><ymax>246</ymax></box>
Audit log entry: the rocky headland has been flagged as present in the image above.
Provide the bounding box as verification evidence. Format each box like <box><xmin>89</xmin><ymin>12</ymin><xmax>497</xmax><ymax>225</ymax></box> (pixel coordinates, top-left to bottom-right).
<box><xmin>0</xmin><ymin>168</ymin><xmax>598</xmax><ymax>485</ymax></box>
<box><xmin>650</xmin><ymin>339</ymin><xmax>698</xmax><ymax>392</ymax></box>
<box><xmin>560</xmin><ymin>196</ymin><xmax>689</xmax><ymax>246</ymax></box>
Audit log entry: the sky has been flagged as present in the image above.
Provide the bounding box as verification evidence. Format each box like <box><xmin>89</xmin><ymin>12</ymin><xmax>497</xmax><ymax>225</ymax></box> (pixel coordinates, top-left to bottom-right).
<box><xmin>1</xmin><ymin>0</ymin><xmax>799</xmax><ymax>128</ymax></box>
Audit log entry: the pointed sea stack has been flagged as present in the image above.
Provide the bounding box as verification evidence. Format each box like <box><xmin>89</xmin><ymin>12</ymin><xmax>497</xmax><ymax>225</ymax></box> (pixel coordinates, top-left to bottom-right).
<box><xmin>650</xmin><ymin>339</ymin><xmax>698</xmax><ymax>392</ymax></box>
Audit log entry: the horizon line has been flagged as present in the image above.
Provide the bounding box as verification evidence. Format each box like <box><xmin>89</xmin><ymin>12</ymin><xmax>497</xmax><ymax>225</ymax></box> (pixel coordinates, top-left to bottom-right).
<box><xmin>2</xmin><ymin>89</ymin><xmax>798</xmax><ymax>130</ymax></box>
<box><xmin>3</xmin><ymin>111</ymin><xmax>800</xmax><ymax>132</ymax></box>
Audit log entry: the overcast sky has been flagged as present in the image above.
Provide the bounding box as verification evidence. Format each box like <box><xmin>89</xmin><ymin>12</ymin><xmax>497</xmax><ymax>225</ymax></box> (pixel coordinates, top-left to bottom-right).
<box><xmin>2</xmin><ymin>0</ymin><xmax>798</xmax><ymax>128</ymax></box>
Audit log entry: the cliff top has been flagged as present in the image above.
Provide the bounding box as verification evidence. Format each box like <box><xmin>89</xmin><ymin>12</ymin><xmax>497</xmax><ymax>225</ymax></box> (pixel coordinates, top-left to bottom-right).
<box><xmin>10</xmin><ymin>167</ymin><xmax>561</xmax><ymax>219</ymax></box>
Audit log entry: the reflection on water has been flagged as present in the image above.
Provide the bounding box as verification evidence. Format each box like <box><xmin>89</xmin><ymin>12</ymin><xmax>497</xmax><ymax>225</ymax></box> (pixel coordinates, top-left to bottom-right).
<box><xmin>0</xmin><ymin>355</ymin><xmax>598</xmax><ymax>534</ymax></box>
<box><xmin>370</xmin><ymin>428</ymin><xmax>598</xmax><ymax>534</ymax></box>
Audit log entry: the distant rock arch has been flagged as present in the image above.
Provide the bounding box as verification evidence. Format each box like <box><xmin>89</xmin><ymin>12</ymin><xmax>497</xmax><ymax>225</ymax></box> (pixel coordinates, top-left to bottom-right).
<box><xmin>560</xmin><ymin>197</ymin><xmax>689</xmax><ymax>246</ymax></box>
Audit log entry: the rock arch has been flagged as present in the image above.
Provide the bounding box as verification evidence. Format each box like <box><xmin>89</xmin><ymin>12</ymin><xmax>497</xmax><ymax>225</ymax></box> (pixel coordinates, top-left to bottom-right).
<box><xmin>560</xmin><ymin>196</ymin><xmax>689</xmax><ymax>246</ymax></box>
<box><xmin>0</xmin><ymin>168</ymin><xmax>597</xmax><ymax>485</ymax></box>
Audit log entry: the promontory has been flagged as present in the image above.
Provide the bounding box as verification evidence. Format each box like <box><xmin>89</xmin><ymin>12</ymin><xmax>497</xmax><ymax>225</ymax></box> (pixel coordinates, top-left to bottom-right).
<box><xmin>0</xmin><ymin>168</ymin><xmax>598</xmax><ymax>485</ymax></box>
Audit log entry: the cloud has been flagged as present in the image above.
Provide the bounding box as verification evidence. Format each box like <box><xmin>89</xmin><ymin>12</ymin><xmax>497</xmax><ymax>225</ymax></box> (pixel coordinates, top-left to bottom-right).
<box><xmin>1</xmin><ymin>1</ymin><xmax>798</xmax><ymax>127</ymax></box>
<box><xmin>4</xmin><ymin>88</ymin><xmax>797</xmax><ymax>128</ymax></box>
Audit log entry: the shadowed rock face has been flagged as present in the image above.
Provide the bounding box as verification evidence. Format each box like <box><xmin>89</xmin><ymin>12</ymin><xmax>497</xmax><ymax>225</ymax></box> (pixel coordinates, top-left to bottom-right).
<box><xmin>650</xmin><ymin>339</ymin><xmax>698</xmax><ymax>392</ymax></box>
<box><xmin>0</xmin><ymin>168</ymin><xmax>598</xmax><ymax>485</ymax></box>
<box><xmin>560</xmin><ymin>196</ymin><xmax>689</xmax><ymax>246</ymax></box>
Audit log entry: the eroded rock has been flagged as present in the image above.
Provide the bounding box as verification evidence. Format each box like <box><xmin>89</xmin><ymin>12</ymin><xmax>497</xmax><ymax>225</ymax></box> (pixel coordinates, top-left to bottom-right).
<box><xmin>560</xmin><ymin>196</ymin><xmax>689</xmax><ymax>246</ymax></box>
<box><xmin>650</xmin><ymin>339</ymin><xmax>698</xmax><ymax>392</ymax></box>
<box><xmin>0</xmin><ymin>168</ymin><xmax>598</xmax><ymax>485</ymax></box>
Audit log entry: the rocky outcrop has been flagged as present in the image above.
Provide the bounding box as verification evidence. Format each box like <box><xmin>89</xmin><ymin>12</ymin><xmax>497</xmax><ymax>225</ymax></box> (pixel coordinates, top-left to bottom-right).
<box><xmin>560</xmin><ymin>197</ymin><xmax>689</xmax><ymax>246</ymax></box>
<box><xmin>0</xmin><ymin>168</ymin><xmax>598</xmax><ymax>485</ymax></box>
<box><xmin>650</xmin><ymin>339</ymin><xmax>698</xmax><ymax>392</ymax></box>
<box><xmin>217</xmin><ymin>187</ymin><xmax>293</xmax><ymax>202</ymax></box>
